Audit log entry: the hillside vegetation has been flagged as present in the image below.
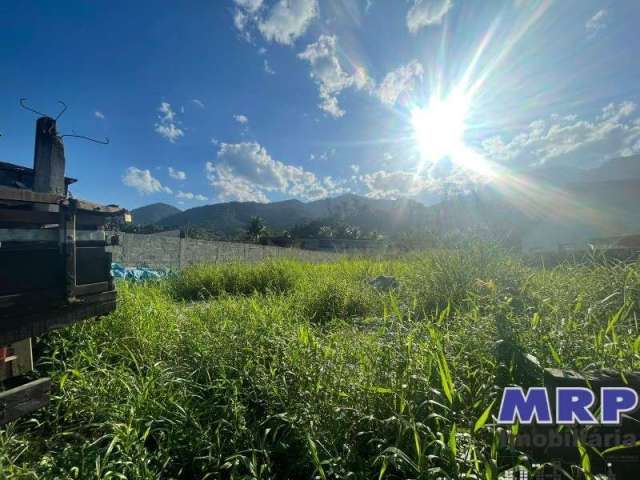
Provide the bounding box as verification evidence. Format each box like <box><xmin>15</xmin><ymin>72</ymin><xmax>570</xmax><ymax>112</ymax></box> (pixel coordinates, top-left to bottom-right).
<box><xmin>1</xmin><ymin>248</ymin><xmax>640</xmax><ymax>478</ymax></box>
<box><xmin>128</xmin><ymin>155</ymin><xmax>640</xmax><ymax>250</ymax></box>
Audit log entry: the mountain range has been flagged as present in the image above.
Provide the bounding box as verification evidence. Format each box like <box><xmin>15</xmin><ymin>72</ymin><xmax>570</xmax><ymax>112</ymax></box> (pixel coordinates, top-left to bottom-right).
<box><xmin>132</xmin><ymin>194</ymin><xmax>430</xmax><ymax>236</ymax></box>
<box><xmin>130</xmin><ymin>154</ymin><xmax>640</xmax><ymax>249</ymax></box>
<box><xmin>129</xmin><ymin>202</ymin><xmax>182</xmax><ymax>225</ymax></box>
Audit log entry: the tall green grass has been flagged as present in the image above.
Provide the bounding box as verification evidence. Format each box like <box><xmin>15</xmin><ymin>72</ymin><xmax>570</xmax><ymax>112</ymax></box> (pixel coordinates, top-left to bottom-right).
<box><xmin>1</xmin><ymin>248</ymin><xmax>639</xmax><ymax>479</ymax></box>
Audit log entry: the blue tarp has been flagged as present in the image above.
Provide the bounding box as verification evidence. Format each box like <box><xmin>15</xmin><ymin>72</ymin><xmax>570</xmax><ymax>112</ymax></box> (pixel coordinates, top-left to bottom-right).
<box><xmin>111</xmin><ymin>263</ymin><xmax>169</xmax><ymax>281</ymax></box>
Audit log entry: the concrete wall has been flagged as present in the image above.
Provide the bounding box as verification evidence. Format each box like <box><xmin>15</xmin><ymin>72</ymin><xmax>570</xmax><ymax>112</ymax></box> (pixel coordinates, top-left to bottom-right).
<box><xmin>108</xmin><ymin>233</ymin><xmax>337</xmax><ymax>269</ymax></box>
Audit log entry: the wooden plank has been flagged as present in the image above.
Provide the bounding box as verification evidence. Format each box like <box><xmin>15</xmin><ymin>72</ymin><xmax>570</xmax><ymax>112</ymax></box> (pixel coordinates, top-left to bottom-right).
<box><xmin>0</xmin><ymin>208</ymin><xmax>59</xmax><ymax>225</ymax></box>
<box><xmin>73</xmin><ymin>281</ymin><xmax>110</xmax><ymax>297</ymax></box>
<box><xmin>0</xmin><ymin>339</ymin><xmax>33</xmax><ymax>382</ymax></box>
<box><xmin>76</xmin><ymin>247</ymin><xmax>111</xmax><ymax>284</ymax></box>
<box><xmin>0</xmin><ymin>289</ymin><xmax>114</xmax><ymax>311</ymax></box>
<box><xmin>76</xmin><ymin>212</ymin><xmax>107</xmax><ymax>226</ymax></box>
<box><xmin>0</xmin><ymin>291</ymin><xmax>116</xmax><ymax>345</ymax></box>
<box><xmin>65</xmin><ymin>198</ymin><xmax>127</xmax><ymax>215</ymax></box>
<box><xmin>11</xmin><ymin>338</ymin><xmax>33</xmax><ymax>377</ymax></box>
<box><xmin>0</xmin><ymin>377</ymin><xmax>51</xmax><ymax>425</ymax></box>
<box><xmin>62</xmin><ymin>209</ymin><xmax>77</xmax><ymax>301</ymax></box>
<box><xmin>0</xmin><ymin>249</ymin><xmax>63</xmax><ymax>296</ymax></box>
<box><xmin>0</xmin><ymin>290</ymin><xmax>64</xmax><ymax>309</ymax></box>
<box><xmin>0</xmin><ymin>229</ymin><xmax>105</xmax><ymax>242</ymax></box>
<box><xmin>0</xmin><ymin>186</ymin><xmax>62</xmax><ymax>205</ymax></box>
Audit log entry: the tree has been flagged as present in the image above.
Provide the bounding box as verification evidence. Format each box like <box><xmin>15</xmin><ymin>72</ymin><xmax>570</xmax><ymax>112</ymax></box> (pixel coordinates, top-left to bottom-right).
<box><xmin>246</xmin><ymin>216</ymin><xmax>267</xmax><ymax>242</ymax></box>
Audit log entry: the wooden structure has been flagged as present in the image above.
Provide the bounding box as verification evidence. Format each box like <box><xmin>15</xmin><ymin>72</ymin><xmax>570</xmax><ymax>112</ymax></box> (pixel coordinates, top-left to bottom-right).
<box><xmin>0</xmin><ymin>115</ymin><xmax>128</xmax><ymax>424</ymax></box>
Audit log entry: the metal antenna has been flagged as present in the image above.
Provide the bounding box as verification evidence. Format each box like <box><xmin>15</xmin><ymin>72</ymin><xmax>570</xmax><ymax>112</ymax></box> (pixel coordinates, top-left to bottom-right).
<box><xmin>19</xmin><ymin>98</ymin><xmax>48</xmax><ymax>117</ymax></box>
<box><xmin>20</xmin><ymin>98</ymin><xmax>109</xmax><ymax>145</ymax></box>
<box><xmin>20</xmin><ymin>98</ymin><xmax>67</xmax><ymax>120</ymax></box>
<box><xmin>59</xmin><ymin>133</ymin><xmax>110</xmax><ymax>145</ymax></box>
<box><xmin>54</xmin><ymin>101</ymin><xmax>67</xmax><ymax>120</ymax></box>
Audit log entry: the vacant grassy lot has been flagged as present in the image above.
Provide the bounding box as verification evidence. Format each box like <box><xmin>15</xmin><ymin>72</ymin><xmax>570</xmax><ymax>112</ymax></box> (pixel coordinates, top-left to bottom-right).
<box><xmin>1</xmin><ymin>247</ymin><xmax>639</xmax><ymax>479</ymax></box>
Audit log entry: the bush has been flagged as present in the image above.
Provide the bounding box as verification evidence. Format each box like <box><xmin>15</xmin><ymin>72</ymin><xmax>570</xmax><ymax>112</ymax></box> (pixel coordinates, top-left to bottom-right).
<box><xmin>169</xmin><ymin>259</ymin><xmax>302</xmax><ymax>300</ymax></box>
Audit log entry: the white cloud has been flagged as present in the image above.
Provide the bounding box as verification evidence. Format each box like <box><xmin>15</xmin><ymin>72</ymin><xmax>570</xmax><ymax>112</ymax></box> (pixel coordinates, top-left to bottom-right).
<box><xmin>363</xmin><ymin>169</ymin><xmax>433</xmax><ymax>199</ymax></box>
<box><xmin>234</xmin><ymin>9</ymin><xmax>250</xmax><ymax>33</ymax></box>
<box><xmin>407</xmin><ymin>0</ymin><xmax>453</xmax><ymax>33</ymax></box>
<box><xmin>211</xmin><ymin>137</ymin><xmax>219</xmax><ymax>145</ymax></box>
<box><xmin>309</xmin><ymin>148</ymin><xmax>336</xmax><ymax>162</ymax></box>
<box><xmin>154</xmin><ymin>102</ymin><xmax>184</xmax><ymax>143</ymax></box>
<box><xmin>206</xmin><ymin>141</ymin><xmax>338</xmax><ymax>202</ymax></box>
<box><xmin>350</xmin><ymin>164</ymin><xmax>360</xmax><ymax>173</ymax></box>
<box><xmin>94</xmin><ymin>111</ymin><xmax>105</xmax><ymax>119</ymax></box>
<box><xmin>298</xmin><ymin>35</ymin><xmax>372</xmax><ymax>117</ymax></box>
<box><xmin>122</xmin><ymin>167</ymin><xmax>172</xmax><ymax>195</ymax></box>
<box><xmin>365</xmin><ymin>0</ymin><xmax>373</xmax><ymax>14</ymax></box>
<box><xmin>191</xmin><ymin>99</ymin><xmax>205</xmax><ymax>109</ymax></box>
<box><xmin>233</xmin><ymin>0</ymin><xmax>317</xmax><ymax>46</ymax></box>
<box><xmin>176</xmin><ymin>190</ymin><xmax>208</xmax><ymax>201</ymax></box>
<box><xmin>258</xmin><ymin>0</ymin><xmax>318</xmax><ymax>45</ymax></box>
<box><xmin>168</xmin><ymin>167</ymin><xmax>187</xmax><ymax>180</ymax></box>
<box><xmin>155</xmin><ymin>124</ymin><xmax>184</xmax><ymax>143</ymax></box>
<box><xmin>234</xmin><ymin>114</ymin><xmax>249</xmax><ymax>124</ymax></box>
<box><xmin>480</xmin><ymin>101</ymin><xmax>640</xmax><ymax>167</ymax></box>
<box><xmin>376</xmin><ymin>60</ymin><xmax>423</xmax><ymax>106</ymax></box>
<box><xmin>586</xmin><ymin>9</ymin><xmax>607</xmax><ymax>36</ymax></box>
<box><xmin>235</xmin><ymin>0</ymin><xmax>263</xmax><ymax>14</ymax></box>
<box><xmin>360</xmin><ymin>165</ymin><xmax>477</xmax><ymax>200</ymax></box>
<box><xmin>158</xmin><ymin>102</ymin><xmax>175</xmax><ymax>122</ymax></box>
<box><xmin>206</xmin><ymin>161</ymin><xmax>269</xmax><ymax>203</ymax></box>
<box><xmin>264</xmin><ymin>59</ymin><xmax>275</xmax><ymax>75</ymax></box>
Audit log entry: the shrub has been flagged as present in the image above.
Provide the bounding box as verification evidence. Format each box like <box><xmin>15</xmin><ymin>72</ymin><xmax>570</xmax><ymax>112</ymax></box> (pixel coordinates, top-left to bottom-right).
<box><xmin>169</xmin><ymin>259</ymin><xmax>302</xmax><ymax>300</ymax></box>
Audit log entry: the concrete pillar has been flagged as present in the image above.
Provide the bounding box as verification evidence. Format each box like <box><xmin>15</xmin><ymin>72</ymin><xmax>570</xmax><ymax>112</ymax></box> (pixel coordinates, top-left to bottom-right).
<box><xmin>33</xmin><ymin>117</ymin><xmax>66</xmax><ymax>196</ymax></box>
<box><xmin>33</xmin><ymin>117</ymin><xmax>66</xmax><ymax>213</ymax></box>
<box><xmin>178</xmin><ymin>236</ymin><xmax>186</xmax><ymax>270</ymax></box>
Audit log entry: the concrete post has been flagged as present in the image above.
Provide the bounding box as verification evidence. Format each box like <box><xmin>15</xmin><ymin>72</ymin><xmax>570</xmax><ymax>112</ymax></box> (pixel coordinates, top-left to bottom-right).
<box><xmin>33</xmin><ymin>117</ymin><xmax>66</xmax><ymax>213</ymax></box>
<box><xmin>178</xmin><ymin>235</ymin><xmax>186</xmax><ymax>270</ymax></box>
<box><xmin>33</xmin><ymin>117</ymin><xmax>66</xmax><ymax>195</ymax></box>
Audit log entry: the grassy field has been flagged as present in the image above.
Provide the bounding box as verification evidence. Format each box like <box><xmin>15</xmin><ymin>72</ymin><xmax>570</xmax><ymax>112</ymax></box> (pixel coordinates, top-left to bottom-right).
<box><xmin>1</xmin><ymin>246</ymin><xmax>639</xmax><ymax>479</ymax></box>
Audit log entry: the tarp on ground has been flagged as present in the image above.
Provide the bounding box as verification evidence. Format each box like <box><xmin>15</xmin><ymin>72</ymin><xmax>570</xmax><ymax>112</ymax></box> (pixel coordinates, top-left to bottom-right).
<box><xmin>111</xmin><ymin>262</ymin><xmax>169</xmax><ymax>281</ymax></box>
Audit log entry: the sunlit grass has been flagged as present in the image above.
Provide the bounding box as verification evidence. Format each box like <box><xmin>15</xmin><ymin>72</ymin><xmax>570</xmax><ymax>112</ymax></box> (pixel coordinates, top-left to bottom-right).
<box><xmin>1</xmin><ymin>248</ymin><xmax>639</xmax><ymax>478</ymax></box>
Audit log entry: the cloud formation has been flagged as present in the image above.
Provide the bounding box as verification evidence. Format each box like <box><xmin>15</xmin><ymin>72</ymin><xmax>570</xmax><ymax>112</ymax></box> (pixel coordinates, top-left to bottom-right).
<box><xmin>233</xmin><ymin>0</ymin><xmax>318</xmax><ymax>46</ymax></box>
<box><xmin>206</xmin><ymin>141</ymin><xmax>340</xmax><ymax>202</ymax></box>
<box><xmin>298</xmin><ymin>35</ymin><xmax>372</xmax><ymax>117</ymax></box>
<box><xmin>406</xmin><ymin>0</ymin><xmax>453</xmax><ymax>33</ymax></box>
<box><xmin>176</xmin><ymin>190</ymin><xmax>208</xmax><ymax>201</ymax></box>
<box><xmin>168</xmin><ymin>167</ymin><xmax>187</xmax><ymax>180</ymax></box>
<box><xmin>154</xmin><ymin>102</ymin><xmax>184</xmax><ymax>143</ymax></box>
<box><xmin>362</xmin><ymin>169</ymin><xmax>433</xmax><ymax>199</ymax></box>
<box><xmin>234</xmin><ymin>114</ymin><xmax>249</xmax><ymax>124</ymax></box>
<box><xmin>94</xmin><ymin>111</ymin><xmax>105</xmax><ymax>119</ymax></box>
<box><xmin>376</xmin><ymin>60</ymin><xmax>424</xmax><ymax>106</ymax></box>
<box><xmin>122</xmin><ymin>167</ymin><xmax>172</xmax><ymax>195</ymax></box>
<box><xmin>263</xmin><ymin>59</ymin><xmax>275</xmax><ymax>75</ymax></box>
<box><xmin>586</xmin><ymin>9</ymin><xmax>607</xmax><ymax>36</ymax></box>
<box><xmin>480</xmin><ymin>101</ymin><xmax>640</xmax><ymax>168</ymax></box>
<box><xmin>358</xmin><ymin>101</ymin><xmax>640</xmax><ymax>200</ymax></box>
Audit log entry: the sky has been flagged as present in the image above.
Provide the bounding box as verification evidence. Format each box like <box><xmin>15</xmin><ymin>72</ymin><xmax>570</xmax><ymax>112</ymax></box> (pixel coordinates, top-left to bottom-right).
<box><xmin>1</xmin><ymin>0</ymin><xmax>639</xmax><ymax>210</ymax></box>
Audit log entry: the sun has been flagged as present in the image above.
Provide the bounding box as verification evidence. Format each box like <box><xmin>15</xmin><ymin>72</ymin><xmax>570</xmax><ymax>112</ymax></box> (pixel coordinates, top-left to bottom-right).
<box><xmin>411</xmin><ymin>91</ymin><xmax>470</xmax><ymax>161</ymax></box>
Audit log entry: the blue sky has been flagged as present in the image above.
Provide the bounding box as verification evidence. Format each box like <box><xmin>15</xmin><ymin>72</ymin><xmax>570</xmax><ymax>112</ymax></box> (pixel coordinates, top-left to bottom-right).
<box><xmin>1</xmin><ymin>0</ymin><xmax>639</xmax><ymax>209</ymax></box>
